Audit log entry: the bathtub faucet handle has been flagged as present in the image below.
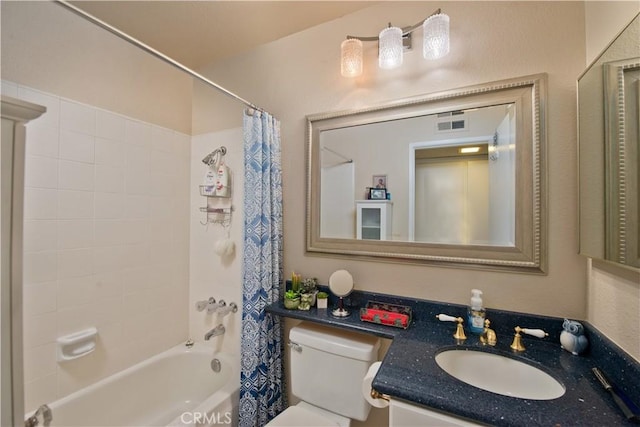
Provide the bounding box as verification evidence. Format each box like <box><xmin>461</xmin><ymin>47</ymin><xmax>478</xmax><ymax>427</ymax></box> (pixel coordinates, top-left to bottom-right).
<box><xmin>206</xmin><ymin>297</ymin><xmax>219</xmax><ymax>314</ymax></box>
<box><xmin>196</xmin><ymin>297</ymin><xmax>216</xmax><ymax>312</ymax></box>
<box><xmin>217</xmin><ymin>301</ymin><xmax>238</xmax><ymax>316</ymax></box>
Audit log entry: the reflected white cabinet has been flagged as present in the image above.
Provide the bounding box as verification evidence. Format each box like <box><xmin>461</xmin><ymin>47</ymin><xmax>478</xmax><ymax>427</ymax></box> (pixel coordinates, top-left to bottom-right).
<box><xmin>390</xmin><ymin>399</ymin><xmax>481</xmax><ymax>427</ymax></box>
<box><xmin>356</xmin><ymin>200</ymin><xmax>392</xmax><ymax>240</ymax></box>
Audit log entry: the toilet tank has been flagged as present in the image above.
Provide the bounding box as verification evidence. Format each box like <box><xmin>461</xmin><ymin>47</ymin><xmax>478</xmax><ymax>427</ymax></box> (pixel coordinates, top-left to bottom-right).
<box><xmin>289</xmin><ymin>322</ymin><xmax>380</xmax><ymax>421</ymax></box>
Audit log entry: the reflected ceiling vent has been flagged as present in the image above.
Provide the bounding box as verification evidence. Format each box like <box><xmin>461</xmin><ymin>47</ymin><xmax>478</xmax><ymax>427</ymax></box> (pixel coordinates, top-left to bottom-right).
<box><xmin>437</xmin><ymin>110</ymin><xmax>466</xmax><ymax>132</ymax></box>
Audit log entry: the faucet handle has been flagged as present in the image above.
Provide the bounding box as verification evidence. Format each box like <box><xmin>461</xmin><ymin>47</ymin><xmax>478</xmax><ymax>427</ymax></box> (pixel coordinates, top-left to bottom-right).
<box><xmin>218</xmin><ymin>302</ymin><xmax>238</xmax><ymax>316</ymax></box>
<box><xmin>196</xmin><ymin>297</ymin><xmax>216</xmax><ymax>312</ymax></box>
<box><xmin>206</xmin><ymin>298</ymin><xmax>219</xmax><ymax>314</ymax></box>
<box><xmin>510</xmin><ymin>326</ymin><xmax>548</xmax><ymax>352</ymax></box>
<box><xmin>520</xmin><ymin>327</ymin><xmax>547</xmax><ymax>339</ymax></box>
<box><xmin>436</xmin><ymin>314</ymin><xmax>466</xmax><ymax>341</ymax></box>
<box><xmin>436</xmin><ymin>314</ymin><xmax>458</xmax><ymax>322</ymax></box>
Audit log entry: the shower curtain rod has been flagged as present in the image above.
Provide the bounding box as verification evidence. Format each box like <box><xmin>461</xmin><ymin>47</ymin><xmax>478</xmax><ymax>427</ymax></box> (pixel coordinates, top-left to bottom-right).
<box><xmin>55</xmin><ymin>0</ymin><xmax>267</xmax><ymax>114</ymax></box>
<box><xmin>322</xmin><ymin>146</ymin><xmax>353</xmax><ymax>163</ymax></box>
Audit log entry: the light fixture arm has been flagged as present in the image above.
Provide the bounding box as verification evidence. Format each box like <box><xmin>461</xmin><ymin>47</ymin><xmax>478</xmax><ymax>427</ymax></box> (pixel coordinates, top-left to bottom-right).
<box><xmin>346</xmin><ymin>8</ymin><xmax>442</xmax><ymax>41</ymax></box>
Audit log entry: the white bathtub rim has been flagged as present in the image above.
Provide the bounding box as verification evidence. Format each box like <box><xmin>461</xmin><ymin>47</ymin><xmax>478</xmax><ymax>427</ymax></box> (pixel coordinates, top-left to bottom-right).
<box><xmin>26</xmin><ymin>341</ymin><xmax>238</xmax><ymax>421</ymax></box>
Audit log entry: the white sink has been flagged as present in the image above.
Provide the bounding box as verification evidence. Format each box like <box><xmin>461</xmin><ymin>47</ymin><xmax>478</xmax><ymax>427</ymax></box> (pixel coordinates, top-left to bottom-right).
<box><xmin>435</xmin><ymin>350</ymin><xmax>565</xmax><ymax>400</ymax></box>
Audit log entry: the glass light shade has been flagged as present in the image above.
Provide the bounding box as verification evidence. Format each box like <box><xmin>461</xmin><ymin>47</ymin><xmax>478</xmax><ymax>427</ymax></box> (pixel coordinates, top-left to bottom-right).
<box><xmin>423</xmin><ymin>13</ymin><xmax>450</xmax><ymax>60</ymax></box>
<box><xmin>378</xmin><ymin>26</ymin><xmax>403</xmax><ymax>69</ymax></box>
<box><xmin>341</xmin><ymin>38</ymin><xmax>363</xmax><ymax>77</ymax></box>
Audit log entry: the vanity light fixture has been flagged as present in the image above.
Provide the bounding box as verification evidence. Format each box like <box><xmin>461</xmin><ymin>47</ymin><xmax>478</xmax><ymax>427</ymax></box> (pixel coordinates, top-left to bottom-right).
<box><xmin>340</xmin><ymin>8</ymin><xmax>450</xmax><ymax>77</ymax></box>
<box><xmin>378</xmin><ymin>25</ymin><xmax>404</xmax><ymax>69</ymax></box>
<box><xmin>340</xmin><ymin>38</ymin><xmax>364</xmax><ymax>77</ymax></box>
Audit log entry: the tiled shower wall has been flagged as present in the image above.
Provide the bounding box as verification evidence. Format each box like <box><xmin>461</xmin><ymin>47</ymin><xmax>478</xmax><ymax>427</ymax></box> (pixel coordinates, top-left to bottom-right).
<box><xmin>189</xmin><ymin>128</ymin><xmax>244</xmax><ymax>357</ymax></box>
<box><xmin>3</xmin><ymin>82</ymin><xmax>191</xmax><ymax>412</ymax></box>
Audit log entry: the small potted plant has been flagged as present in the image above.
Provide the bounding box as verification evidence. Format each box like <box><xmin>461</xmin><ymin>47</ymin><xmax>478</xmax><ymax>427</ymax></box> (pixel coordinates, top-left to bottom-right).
<box><xmin>284</xmin><ymin>289</ymin><xmax>300</xmax><ymax>310</ymax></box>
<box><xmin>300</xmin><ymin>277</ymin><xmax>318</xmax><ymax>306</ymax></box>
<box><xmin>299</xmin><ymin>293</ymin><xmax>312</xmax><ymax>310</ymax></box>
<box><xmin>316</xmin><ymin>291</ymin><xmax>329</xmax><ymax>309</ymax></box>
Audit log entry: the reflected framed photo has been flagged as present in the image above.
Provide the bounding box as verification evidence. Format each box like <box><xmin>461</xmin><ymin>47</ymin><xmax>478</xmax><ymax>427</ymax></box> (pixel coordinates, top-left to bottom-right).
<box><xmin>369</xmin><ymin>188</ymin><xmax>387</xmax><ymax>200</ymax></box>
<box><xmin>372</xmin><ymin>174</ymin><xmax>387</xmax><ymax>189</ymax></box>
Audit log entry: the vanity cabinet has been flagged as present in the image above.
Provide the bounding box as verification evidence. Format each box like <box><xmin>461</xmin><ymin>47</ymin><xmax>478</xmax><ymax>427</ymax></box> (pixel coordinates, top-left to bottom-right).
<box><xmin>389</xmin><ymin>399</ymin><xmax>481</xmax><ymax>427</ymax></box>
<box><xmin>356</xmin><ymin>200</ymin><xmax>392</xmax><ymax>240</ymax></box>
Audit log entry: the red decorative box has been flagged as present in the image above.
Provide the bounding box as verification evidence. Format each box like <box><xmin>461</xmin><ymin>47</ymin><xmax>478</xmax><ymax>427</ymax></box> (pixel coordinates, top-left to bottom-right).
<box><xmin>359</xmin><ymin>301</ymin><xmax>412</xmax><ymax>329</ymax></box>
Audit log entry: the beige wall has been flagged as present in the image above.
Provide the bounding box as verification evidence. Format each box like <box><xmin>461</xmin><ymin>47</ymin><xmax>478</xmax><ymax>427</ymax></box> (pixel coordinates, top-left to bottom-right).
<box><xmin>197</xmin><ymin>1</ymin><xmax>588</xmax><ymax>318</ymax></box>
<box><xmin>585</xmin><ymin>2</ymin><xmax>640</xmax><ymax>64</ymax></box>
<box><xmin>584</xmin><ymin>3</ymin><xmax>640</xmax><ymax>361</ymax></box>
<box><xmin>1</xmin><ymin>1</ymin><xmax>193</xmax><ymax>135</ymax></box>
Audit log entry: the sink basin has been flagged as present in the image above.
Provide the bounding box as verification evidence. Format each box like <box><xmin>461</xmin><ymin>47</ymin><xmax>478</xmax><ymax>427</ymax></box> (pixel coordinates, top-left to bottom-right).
<box><xmin>435</xmin><ymin>350</ymin><xmax>565</xmax><ymax>400</ymax></box>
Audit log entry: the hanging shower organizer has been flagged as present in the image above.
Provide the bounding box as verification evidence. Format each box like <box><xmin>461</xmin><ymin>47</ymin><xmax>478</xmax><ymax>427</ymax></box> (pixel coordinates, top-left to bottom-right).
<box><xmin>200</xmin><ymin>146</ymin><xmax>234</xmax><ymax>227</ymax></box>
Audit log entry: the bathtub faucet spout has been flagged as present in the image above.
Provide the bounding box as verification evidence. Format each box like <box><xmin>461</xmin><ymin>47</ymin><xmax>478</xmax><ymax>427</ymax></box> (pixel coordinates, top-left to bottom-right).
<box><xmin>204</xmin><ymin>324</ymin><xmax>225</xmax><ymax>340</ymax></box>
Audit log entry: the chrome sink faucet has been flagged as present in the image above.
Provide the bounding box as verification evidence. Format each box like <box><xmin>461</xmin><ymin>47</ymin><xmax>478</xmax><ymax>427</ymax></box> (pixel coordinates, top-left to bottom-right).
<box><xmin>204</xmin><ymin>324</ymin><xmax>225</xmax><ymax>340</ymax></box>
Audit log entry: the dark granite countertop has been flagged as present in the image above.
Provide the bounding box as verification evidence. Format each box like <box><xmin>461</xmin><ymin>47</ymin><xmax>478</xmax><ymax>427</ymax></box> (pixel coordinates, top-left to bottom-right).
<box><xmin>266</xmin><ymin>289</ymin><xmax>640</xmax><ymax>426</ymax></box>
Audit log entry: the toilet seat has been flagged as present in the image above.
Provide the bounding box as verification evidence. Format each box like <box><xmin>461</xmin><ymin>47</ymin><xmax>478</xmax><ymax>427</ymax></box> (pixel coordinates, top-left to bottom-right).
<box><xmin>266</xmin><ymin>402</ymin><xmax>349</xmax><ymax>427</ymax></box>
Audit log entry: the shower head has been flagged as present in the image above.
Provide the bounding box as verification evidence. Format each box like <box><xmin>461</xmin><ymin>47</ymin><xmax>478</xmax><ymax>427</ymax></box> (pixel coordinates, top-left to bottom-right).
<box><xmin>202</xmin><ymin>146</ymin><xmax>227</xmax><ymax>167</ymax></box>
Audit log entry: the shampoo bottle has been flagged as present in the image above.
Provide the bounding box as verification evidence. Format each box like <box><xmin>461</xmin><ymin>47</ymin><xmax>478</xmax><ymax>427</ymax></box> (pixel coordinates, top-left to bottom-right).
<box><xmin>203</xmin><ymin>168</ymin><xmax>216</xmax><ymax>196</ymax></box>
<box><xmin>468</xmin><ymin>289</ymin><xmax>485</xmax><ymax>334</ymax></box>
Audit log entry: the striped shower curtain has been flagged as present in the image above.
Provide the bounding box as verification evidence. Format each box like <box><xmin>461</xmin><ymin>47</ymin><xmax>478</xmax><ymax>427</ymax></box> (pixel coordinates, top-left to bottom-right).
<box><xmin>239</xmin><ymin>109</ymin><xmax>286</xmax><ymax>427</ymax></box>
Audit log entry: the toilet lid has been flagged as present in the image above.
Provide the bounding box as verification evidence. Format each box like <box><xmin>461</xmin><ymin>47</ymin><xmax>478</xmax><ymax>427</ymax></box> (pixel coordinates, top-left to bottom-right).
<box><xmin>267</xmin><ymin>405</ymin><xmax>339</xmax><ymax>427</ymax></box>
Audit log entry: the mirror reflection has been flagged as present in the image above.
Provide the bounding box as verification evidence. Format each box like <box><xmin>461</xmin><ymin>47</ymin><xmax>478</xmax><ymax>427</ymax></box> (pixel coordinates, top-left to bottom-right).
<box><xmin>578</xmin><ymin>13</ymin><xmax>640</xmax><ymax>269</ymax></box>
<box><xmin>307</xmin><ymin>74</ymin><xmax>547</xmax><ymax>273</ymax></box>
<box><xmin>320</xmin><ymin>104</ymin><xmax>515</xmax><ymax>246</ymax></box>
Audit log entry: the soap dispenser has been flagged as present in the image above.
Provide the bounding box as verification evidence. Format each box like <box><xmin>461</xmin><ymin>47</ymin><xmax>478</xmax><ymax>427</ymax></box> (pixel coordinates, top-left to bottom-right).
<box><xmin>468</xmin><ymin>289</ymin><xmax>485</xmax><ymax>334</ymax></box>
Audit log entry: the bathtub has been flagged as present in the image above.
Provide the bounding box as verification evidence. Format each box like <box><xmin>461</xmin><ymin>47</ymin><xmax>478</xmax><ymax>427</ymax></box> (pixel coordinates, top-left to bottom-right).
<box><xmin>31</xmin><ymin>342</ymin><xmax>239</xmax><ymax>427</ymax></box>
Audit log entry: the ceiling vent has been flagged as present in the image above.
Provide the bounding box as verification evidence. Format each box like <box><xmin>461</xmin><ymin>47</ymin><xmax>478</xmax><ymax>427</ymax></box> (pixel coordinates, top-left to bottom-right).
<box><xmin>437</xmin><ymin>110</ymin><xmax>466</xmax><ymax>132</ymax></box>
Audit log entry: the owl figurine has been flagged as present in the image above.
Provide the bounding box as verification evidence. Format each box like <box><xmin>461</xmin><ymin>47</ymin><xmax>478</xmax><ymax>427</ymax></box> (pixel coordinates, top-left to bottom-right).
<box><xmin>560</xmin><ymin>319</ymin><xmax>589</xmax><ymax>355</ymax></box>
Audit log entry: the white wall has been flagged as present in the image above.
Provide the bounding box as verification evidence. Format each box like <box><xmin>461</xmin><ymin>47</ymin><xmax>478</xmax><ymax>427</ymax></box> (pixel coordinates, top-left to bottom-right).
<box><xmin>189</xmin><ymin>128</ymin><xmax>244</xmax><ymax>357</ymax></box>
<box><xmin>196</xmin><ymin>1</ymin><xmax>588</xmax><ymax>319</ymax></box>
<box><xmin>3</xmin><ymin>81</ymin><xmax>191</xmax><ymax>412</ymax></box>
<box><xmin>1</xmin><ymin>1</ymin><xmax>193</xmax><ymax>135</ymax></box>
<box><xmin>584</xmin><ymin>3</ymin><xmax>640</xmax><ymax>361</ymax></box>
<box><xmin>1</xmin><ymin>0</ymin><xmax>197</xmax><ymax>410</ymax></box>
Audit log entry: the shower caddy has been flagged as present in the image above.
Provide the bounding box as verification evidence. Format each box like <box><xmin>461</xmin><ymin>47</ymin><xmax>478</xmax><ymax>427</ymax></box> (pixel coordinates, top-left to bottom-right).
<box><xmin>200</xmin><ymin>146</ymin><xmax>233</xmax><ymax>227</ymax></box>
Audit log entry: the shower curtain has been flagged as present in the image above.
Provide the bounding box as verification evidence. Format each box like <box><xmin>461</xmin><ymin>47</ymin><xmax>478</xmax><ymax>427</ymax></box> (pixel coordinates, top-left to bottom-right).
<box><xmin>240</xmin><ymin>109</ymin><xmax>286</xmax><ymax>427</ymax></box>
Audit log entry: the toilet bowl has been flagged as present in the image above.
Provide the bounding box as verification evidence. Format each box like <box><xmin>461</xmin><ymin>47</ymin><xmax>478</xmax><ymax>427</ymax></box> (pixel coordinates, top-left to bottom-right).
<box><xmin>265</xmin><ymin>322</ymin><xmax>380</xmax><ymax>427</ymax></box>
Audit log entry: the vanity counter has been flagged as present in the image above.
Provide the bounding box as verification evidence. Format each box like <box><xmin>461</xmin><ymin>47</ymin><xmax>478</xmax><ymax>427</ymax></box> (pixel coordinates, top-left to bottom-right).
<box><xmin>267</xmin><ymin>291</ymin><xmax>640</xmax><ymax>426</ymax></box>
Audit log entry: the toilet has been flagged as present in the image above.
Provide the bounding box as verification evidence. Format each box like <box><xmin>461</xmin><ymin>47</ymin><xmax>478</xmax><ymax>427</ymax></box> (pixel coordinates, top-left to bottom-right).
<box><xmin>267</xmin><ymin>321</ymin><xmax>381</xmax><ymax>427</ymax></box>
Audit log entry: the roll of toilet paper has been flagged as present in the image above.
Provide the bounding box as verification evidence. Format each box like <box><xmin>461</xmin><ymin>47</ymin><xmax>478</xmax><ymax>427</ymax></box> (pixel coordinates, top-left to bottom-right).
<box><xmin>362</xmin><ymin>361</ymin><xmax>389</xmax><ymax>408</ymax></box>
